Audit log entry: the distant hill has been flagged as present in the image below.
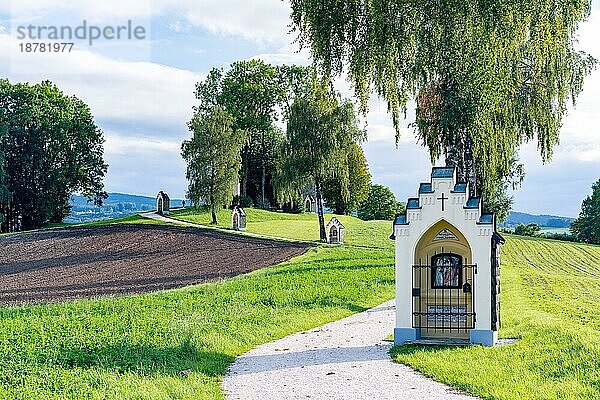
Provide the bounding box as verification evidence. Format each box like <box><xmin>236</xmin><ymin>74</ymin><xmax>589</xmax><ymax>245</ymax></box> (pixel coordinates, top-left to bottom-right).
<box><xmin>67</xmin><ymin>193</ymin><xmax>186</xmax><ymax>223</ymax></box>
<box><xmin>501</xmin><ymin>211</ymin><xmax>575</xmax><ymax>229</ymax></box>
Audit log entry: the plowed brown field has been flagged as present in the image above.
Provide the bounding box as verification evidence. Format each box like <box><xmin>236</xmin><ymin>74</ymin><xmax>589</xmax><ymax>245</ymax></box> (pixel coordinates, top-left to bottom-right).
<box><xmin>0</xmin><ymin>224</ymin><xmax>310</xmax><ymax>306</ymax></box>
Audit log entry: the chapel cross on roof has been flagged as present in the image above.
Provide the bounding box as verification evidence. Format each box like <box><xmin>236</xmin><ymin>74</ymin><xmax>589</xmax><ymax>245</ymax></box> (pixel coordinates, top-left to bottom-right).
<box><xmin>437</xmin><ymin>192</ymin><xmax>448</xmax><ymax>211</ymax></box>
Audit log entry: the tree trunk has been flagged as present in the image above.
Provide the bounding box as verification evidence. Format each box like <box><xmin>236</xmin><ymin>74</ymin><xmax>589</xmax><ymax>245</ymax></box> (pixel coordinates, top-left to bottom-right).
<box><xmin>210</xmin><ymin>194</ymin><xmax>217</xmax><ymax>224</ymax></box>
<box><xmin>242</xmin><ymin>147</ymin><xmax>249</xmax><ymax>197</ymax></box>
<box><xmin>445</xmin><ymin>131</ymin><xmax>478</xmax><ymax>197</ymax></box>
<box><xmin>211</xmin><ymin>207</ymin><xmax>217</xmax><ymax>225</ymax></box>
<box><xmin>1</xmin><ymin>204</ymin><xmax>8</xmax><ymax>233</ymax></box>
<box><xmin>315</xmin><ymin>178</ymin><xmax>326</xmax><ymax>241</ymax></box>
<box><xmin>261</xmin><ymin>130</ymin><xmax>266</xmax><ymax>208</ymax></box>
<box><xmin>261</xmin><ymin>160</ymin><xmax>266</xmax><ymax>208</ymax></box>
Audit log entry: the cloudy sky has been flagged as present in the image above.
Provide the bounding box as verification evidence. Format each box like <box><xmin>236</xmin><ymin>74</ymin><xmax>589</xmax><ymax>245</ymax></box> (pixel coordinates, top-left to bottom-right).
<box><xmin>0</xmin><ymin>0</ymin><xmax>598</xmax><ymax>217</ymax></box>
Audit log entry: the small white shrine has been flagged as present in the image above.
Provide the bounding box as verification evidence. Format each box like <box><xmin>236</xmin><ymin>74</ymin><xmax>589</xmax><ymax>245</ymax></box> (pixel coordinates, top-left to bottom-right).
<box><xmin>303</xmin><ymin>194</ymin><xmax>317</xmax><ymax>214</ymax></box>
<box><xmin>326</xmin><ymin>217</ymin><xmax>345</xmax><ymax>244</ymax></box>
<box><xmin>232</xmin><ymin>206</ymin><xmax>247</xmax><ymax>231</ymax></box>
<box><xmin>393</xmin><ymin>167</ymin><xmax>504</xmax><ymax>346</ymax></box>
<box><xmin>156</xmin><ymin>191</ymin><xmax>171</xmax><ymax>215</ymax></box>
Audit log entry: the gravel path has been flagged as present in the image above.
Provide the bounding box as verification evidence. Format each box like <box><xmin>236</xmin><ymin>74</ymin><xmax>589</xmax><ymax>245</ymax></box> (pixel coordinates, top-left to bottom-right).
<box><xmin>141</xmin><ymin>212</ymin><xmax>314</xmax><ymax>244</ymax></box>
<box><xmin>223</xmin><ymin>300</ymin><xmax>477</xmax><ymax>400</ymax></box>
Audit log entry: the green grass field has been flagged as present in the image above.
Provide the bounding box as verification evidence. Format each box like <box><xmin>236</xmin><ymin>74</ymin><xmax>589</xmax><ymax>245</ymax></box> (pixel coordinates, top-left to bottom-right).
<box><xmin>392</xmin><ymin>235</ymin><xmax>600</xmax><ymax>400</ymax></box>
<box><xmin>1</xmin><ymin>208</ymin><xmax>599</xmax><ymax>399</ymax></box>
<box><xmin>540</xmin><ymin>227</ymin><xmax>572</xmax><ymax>235</ymax></box>
<box><xmin>0</xmin><ymin>212</ymin><xmax>394</xmax><ymax>399</ymax></box>
<box><xmin>171</xmin><ymin>207</ymin><xmax>393</xmax><ymax>250</ymax></box>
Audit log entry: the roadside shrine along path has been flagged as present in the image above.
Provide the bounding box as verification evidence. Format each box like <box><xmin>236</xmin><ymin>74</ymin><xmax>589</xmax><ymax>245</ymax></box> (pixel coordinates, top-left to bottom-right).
<box><xmin>146</xmin><ymin>213</ymin><xmax>478</xmax><ymax>399</ymax></box>
<box><xmin>224</xmin><ymin>300</ymin><xmax>477</xmax><ymax>400</ymax></box>
<box><xmin>1</xmin><ymin>213</ymin><xmax>479</xmax><ymax>398</ymax></box>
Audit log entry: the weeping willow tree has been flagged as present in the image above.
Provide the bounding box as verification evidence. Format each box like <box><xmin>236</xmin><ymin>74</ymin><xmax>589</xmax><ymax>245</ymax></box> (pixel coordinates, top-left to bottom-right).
<box><xmin>290</xmin><ymin>0</ymin><xmax>596</xmax><ymax>217</ymax></box>
<box><xmin>274</xmin><ymin>79</ymin><xmax>365</xmax><ymax>240</ymax></box>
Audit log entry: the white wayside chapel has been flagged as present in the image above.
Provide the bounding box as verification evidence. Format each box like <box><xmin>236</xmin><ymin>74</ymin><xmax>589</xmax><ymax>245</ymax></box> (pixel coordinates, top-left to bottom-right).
<box><xmin>156</xmin><ymin>191</ymin><xmax>171</xmax><ymax>215</ymax></box>
<box><xmin>393</xmin><ymin>167</ymin><xmax>504</xmax><ymax>346</ymax></box>
<box><xmin>325</xmin><ymin>217</ymin><xmax>345</xmax><ymax>244</ymax></box>
<box><xmin>231</xmin><ymin>206</ymin><xmax>247</xmax><ymax>231</ymax></box>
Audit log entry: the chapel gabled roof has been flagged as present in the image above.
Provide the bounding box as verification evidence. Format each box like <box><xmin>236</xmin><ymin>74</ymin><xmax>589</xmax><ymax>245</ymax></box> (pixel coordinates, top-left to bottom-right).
<box><xmin>326</xmin><ymin>217</ymin><xmax>344</xmax><ymax>229</ymax></box>
<box><xmin>393</xmin><ymin>167</ymin><xmax>499</xmax><ymax>229</ymax></box>
<box><xmin>464</xmin><ymin>197</ymin><xmax>481</xmax><ymax>209</ymax></box>
<box><xmin>478</xmin><ymin>213</ymin><xmax>494</xmax><ymax>224</ymax></box>
<box><xmin>393</xmin><ymin>167</ymin><xmax>496</xmax><ymax>227</ymax></box>
<box><xmin>418</xmin><ymin>183</ymin><xmax>433</xmax><ymax>194</ymax></box>
<box><xmin>452</xmin><ymin>182</ymin><xmax>468</xmax><ymax>193</ymax></box>
<box><xmin>394</xmin><ymin>214</ymin><xmax>408</xmax><ymax>225</ymax></box>
<box><xmin>492</xmin><ymin>231</ymin><xmax>506</xmax><ymax>244</ymax></box>
<box><xmin>233</xmin><ymin>206</ymin><xmax>246</xmax><ymax>216</ymax></box>
<box><xmin>431</xmin><ymin>167</ymin><xmax>455</xmax><ymax>178</ymax></box>
<box><xmin>406</xmin><ymin>198</ymin><xmax>420</xmax><ymax>209</ymax></box>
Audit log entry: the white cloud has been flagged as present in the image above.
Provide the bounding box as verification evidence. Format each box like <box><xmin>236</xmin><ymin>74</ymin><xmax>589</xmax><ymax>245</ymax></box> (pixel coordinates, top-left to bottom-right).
<box><xmin>4</xmin><ymin>0</ymin><xmax>156</xmax><ymax>21</ymax></box>
<box><xmin>249</xmin><ymin>44</ymin><xmax>311</xmax><ymax>66</ymax></box>
<box><xmin>183</xmin><ymin>0</ymin><xmax>291</xmax><ymax>45</ymax></box>
<box><xmin>168</xmin><ymin>20</ymin><xmax>184</xmax><ymax>33</ymax></box>
<box><xmin>3</xmin><ymin>0</ymin><xmax>292</xmax><ymax>45</ymax></box>
<box><xmin>1</xmin><ymin>2</ymin><xmax>598</xmax><ymax>216</ymax></box>
<box><xmin>513</xmin><ymin>67</ymin><xmax>600</xmax><ymax>215</ymax></box>
<box><xmin>0</xmin><ymin>33</ymin><xmax>200</xmax><ymax>134</ymax></box>
<box><xmin>103</xmin><ymin>132</ymin><xmax>188</xmax><ymax>198</ymax></box>
<box><xmin>104</xmin><ymin>133</ymin><xmax>182</xmax><ymax>156</ymax></box>
<box><xmin>0</xmin><ymin>32</ymin><xmax>200</xmax><ymax>199</ymax></box>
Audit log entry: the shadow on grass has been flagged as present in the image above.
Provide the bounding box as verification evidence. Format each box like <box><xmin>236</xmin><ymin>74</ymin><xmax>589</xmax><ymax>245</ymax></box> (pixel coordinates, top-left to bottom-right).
<box><xmin>390</xmin><ymin>343</ymin><xmax>469</xmax><ymax>358</ymax></box>
<box><xmin>54</xmin><ymin>338</ymin><xmax>234</xmax><ymax>377</ymax></box>
<box><xmin>264</xmin><ymin>257</ymin><xmax>394</xmax><ymax>276</ymax></box>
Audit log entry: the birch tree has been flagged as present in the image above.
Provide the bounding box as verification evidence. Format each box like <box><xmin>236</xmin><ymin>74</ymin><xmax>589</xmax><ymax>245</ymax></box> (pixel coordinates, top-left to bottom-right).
<box><xmin>182</xmin><ymin>105</ymin><xmax>246</xmax><ymax>224</ymax></box>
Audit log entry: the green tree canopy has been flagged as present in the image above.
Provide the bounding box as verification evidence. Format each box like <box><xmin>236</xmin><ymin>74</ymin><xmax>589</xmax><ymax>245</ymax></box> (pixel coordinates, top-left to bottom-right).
<box><xmin>276</xmin><ymin>64</ymin><xmax>313</xmax><ymax>115</ymax></box>
<box><xmin>322</xmin><ymin>142</ymin><xmax>371</xmax><ymax>214</ymax></box>
<box><xmin>193</xmin><ymin>62</ymin><xmax>315</xmax><ymax>209</ymax></box>
<box><xmin>358</xmin><ymin>184</ymin><xmax>403</xmax><ymax>221</ymax></box>
<box><xmin>514</xmin><ymin>223</ymin><xmax>542</xmax><ymax>237</ymax></box>
<box><xmin>0</xmin><ymin>80</ymin><xmax>107</xmax><ymax>232</ymax></box>
<box><xmin>0</xmin><ymin>100</ymin><xmax>8</xmax><ymax>226</ymax></box>
<box><xmin>275</xmin><ymin>79</ymin><xmax>365</xmax><ymax>240</ymax></box>
<box><xmin>290</xmin><ymin>0</ymin><xmax>596</xmax><ymax>217</ymax></box>
<box><xmin>195</xmin><ymin>60</ymin><xmax>284</xmax><ymax>207</ymax></box>
<box><xmin>571</xmin><ymin>179</ymin><xmax>600</xmax><ymax>244</ymax></box>
<box><xmin>182</xmin><ymin>105</ymin><xmax>246</xmax><ymax>224</ymax></box>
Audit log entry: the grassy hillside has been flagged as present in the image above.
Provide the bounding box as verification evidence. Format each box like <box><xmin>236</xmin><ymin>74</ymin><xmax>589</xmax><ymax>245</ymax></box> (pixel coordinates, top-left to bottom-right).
<box><xmin>171</xmin><ymin>207</ymin><xmax>394</xmax><ymax>250</ymax></box>
<box><xmin>2</xmin><ymin>208</ymin><xmax>600</xmax><ymax>399</ymax></box>
<box><xmin>393</xmin><ymin>235</ymin><xmax>600</xmax><ymax>400</ymax></box>
<box><xmin>0</xmin><ymin>214</ymin><xmax>394</xmax><ymax>399</ymax></box>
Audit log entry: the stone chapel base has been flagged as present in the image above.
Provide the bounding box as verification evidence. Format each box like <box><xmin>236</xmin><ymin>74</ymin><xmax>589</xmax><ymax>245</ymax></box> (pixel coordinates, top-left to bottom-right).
<box><xmin>469</xmin><ymin>329</ymin><xmax>497</xmax><ymax>347</ymax></box>
<box><xmin>394</xmin><ymin>328</ymin><xmax>497</xmax><ymax>347</ymax></box>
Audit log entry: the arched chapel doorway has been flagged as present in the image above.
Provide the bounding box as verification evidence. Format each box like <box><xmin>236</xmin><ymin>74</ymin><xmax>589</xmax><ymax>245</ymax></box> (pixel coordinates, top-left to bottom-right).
<box><xmin>413</xmin><ymin>219</ymin><xmax>475</xmax><ymax>339</ymax></box>
<box><xmin>329</xmin><ymin>225</ymin><xmax>338</xmax><ymax>243</ymax></box>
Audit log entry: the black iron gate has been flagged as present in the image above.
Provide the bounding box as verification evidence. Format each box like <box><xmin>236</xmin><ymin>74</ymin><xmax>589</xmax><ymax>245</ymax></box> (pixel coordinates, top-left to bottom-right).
<box><xmin>412</xmin><ymin>261</ymin><xmax>476</xmax><ymax>334</ymax></box>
